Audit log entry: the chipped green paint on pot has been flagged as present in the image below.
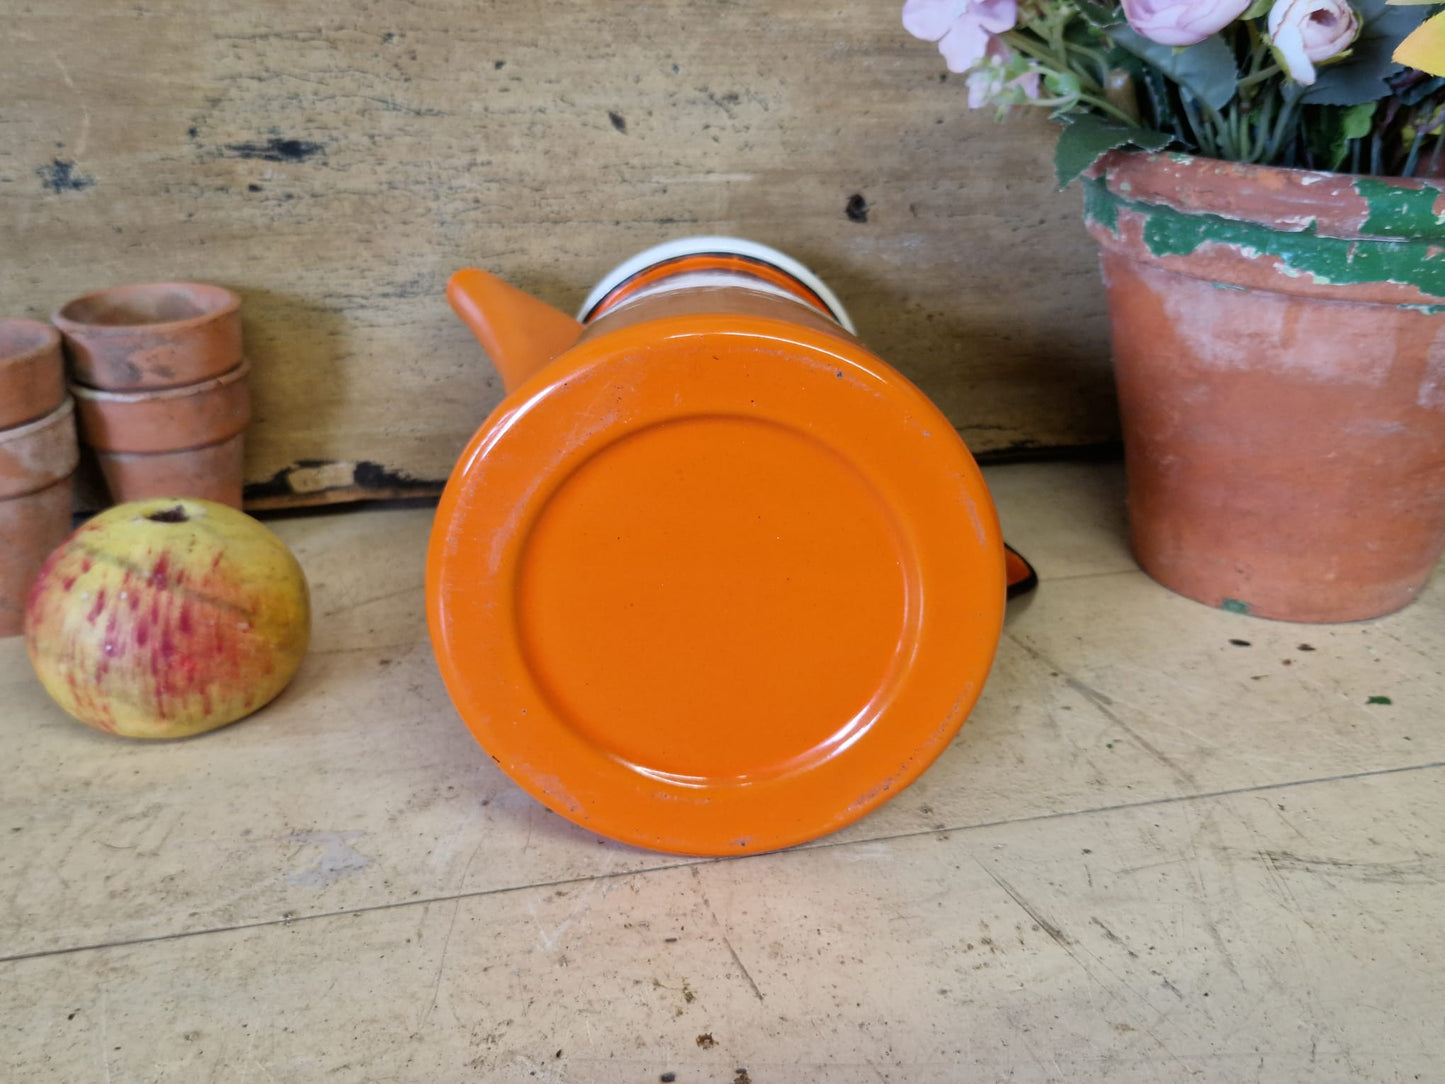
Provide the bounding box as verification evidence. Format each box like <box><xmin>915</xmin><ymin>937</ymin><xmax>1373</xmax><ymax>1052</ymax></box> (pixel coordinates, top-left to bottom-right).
<box><xmin>1354</xmin><ymin>177</ymin><xmax>1445</xmax><ymax>238</ymax></box>
<box><xmin>1084</xmin><ymin>175</ymin><xmax>1445</xmax><ymax>298</ymax></box>
<box><xmin>1083</xmin><ymin>151</ymin><xmax>1445</xmax><ymax>623</ymax></box>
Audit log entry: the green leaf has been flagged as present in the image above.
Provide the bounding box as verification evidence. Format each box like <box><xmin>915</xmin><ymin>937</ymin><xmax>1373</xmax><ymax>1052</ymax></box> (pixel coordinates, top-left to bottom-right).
<box><xmin>1074</xmin><ymin>0</ymin><xmax>1124</xmax><ymax>27</ymax></box>
<box><xmin>1398</xmin><ymin>74</ymin><xmax>1445</xmax><ymax>105</ymax></box>
<box><xmin>1305</xmin><ymin>0</ymin><xmax>1428</xmax><ymax>104</ymax></box>
<box><xmin>1106</xmin><ymin>26</ymin><xmax>1239</xmax><ymax>110</ymax></box>
<box><xmin>1046</xmin><ymin>69</ymin><xmax>1084</xmax><ymax>98</ymax></box>
<box><xmin>1306</xmin><ymin>102</ymin><xmax>1379</xmax><ymax>169</ymax></box>
<box><xmin>1054</xmin><ymin>112</ymin><xmax>1174</xmax><ymax>187</ymax></box>
<box><xmin>1356</xmin><ymin>0</ymin><xmax>1401</xmax><ymax>23</ymax></box>
<box><xmin>1241</xmin><ymin>0</ymin><xmax>1273</xmax><ymax>17</ymax></box>
<box><xmin>1343</xmin><ymin>100</ymin><xmax>1379</xmax><ymax>139</ymax></box>
<box><xmin>1133</xmin><ymin>60</ymin><xmax>1184</xmax><ymax>134</ymax></box>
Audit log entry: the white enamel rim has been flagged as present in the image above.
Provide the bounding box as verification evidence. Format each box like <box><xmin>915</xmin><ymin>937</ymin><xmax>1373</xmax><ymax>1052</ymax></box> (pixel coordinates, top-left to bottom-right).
<box><xmin>578</xmin><ymin>236</ymin><xmax>857</xmax><ymax>334</ymax></box>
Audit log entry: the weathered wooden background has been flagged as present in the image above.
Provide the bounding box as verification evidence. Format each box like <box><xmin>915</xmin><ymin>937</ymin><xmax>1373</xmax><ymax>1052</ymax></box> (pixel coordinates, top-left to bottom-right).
<box><xmin>0</xmin><ymin>0</ymin><xmax>1116</xmax><ymax>507</ymax></box>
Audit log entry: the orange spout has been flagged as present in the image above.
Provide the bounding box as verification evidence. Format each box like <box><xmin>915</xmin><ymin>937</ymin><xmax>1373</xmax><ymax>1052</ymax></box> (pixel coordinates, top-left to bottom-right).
<box><xmin>446</xmin><ymin>269</ymin><xmax>584</xmax><ymax>393</ymax></box>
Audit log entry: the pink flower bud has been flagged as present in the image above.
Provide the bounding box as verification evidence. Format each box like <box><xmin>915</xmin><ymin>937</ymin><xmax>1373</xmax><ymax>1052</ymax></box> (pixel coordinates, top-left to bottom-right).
<box><xmin>1268</xmin><ymin>0</ymin><xmax>1361</xmax><ymax>85</ymax></box>
<box><xmin>965</xmin><ymin>40</ymin><xmax>1043</xmax><ymax>109</ymax></box>
<box><xmin>1120</xmin><ymin>0</ymin><xmax>1251</xmax><ymax>47</ymax></box>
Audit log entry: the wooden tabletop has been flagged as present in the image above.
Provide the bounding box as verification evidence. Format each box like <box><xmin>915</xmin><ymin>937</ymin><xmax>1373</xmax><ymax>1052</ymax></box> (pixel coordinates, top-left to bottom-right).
<box><xmin>4</xmin><ymin>460</ymin><xmax>1442</xmax><ymax>1082</ymax></box>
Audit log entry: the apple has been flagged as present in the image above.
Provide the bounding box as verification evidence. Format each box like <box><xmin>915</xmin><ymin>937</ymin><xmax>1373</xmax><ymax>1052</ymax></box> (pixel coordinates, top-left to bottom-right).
<box><xmin>24</xmin><ymin>497</ymin><xmax>310</xmax><ymax>738</ymax></box>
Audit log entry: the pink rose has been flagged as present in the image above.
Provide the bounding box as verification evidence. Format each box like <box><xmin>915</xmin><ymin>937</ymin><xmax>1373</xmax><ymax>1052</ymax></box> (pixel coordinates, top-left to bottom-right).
<box><xmin>1268</xmin><ymin>0</ymin><xmax>1361</xmax><ymax>84</ymax></box>
<box><xmin>1120</xmin><ymin>0</ymin><xmax>1251</xmax><ymax>46</ymax></box>
<box><xmin>903</xmin><ymin>0</ymin><xmax>1020</xmax><ymax>73</ymax></box>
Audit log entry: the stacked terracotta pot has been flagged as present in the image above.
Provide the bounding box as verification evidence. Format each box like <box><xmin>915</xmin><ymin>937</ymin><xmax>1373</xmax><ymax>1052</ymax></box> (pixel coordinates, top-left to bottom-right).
<box><xmin>0</xmin><ymin>321</ymin><xmax>79</xmax><ymax>636</ymax></box>
<box><xmin>53</xmin><ymin>282</ymin><xmax>250</xmax><ymax>510</ymax></box>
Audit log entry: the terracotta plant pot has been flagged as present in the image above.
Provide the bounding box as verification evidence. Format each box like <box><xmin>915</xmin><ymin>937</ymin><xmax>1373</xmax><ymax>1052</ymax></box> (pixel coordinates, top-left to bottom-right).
<box><xmin>1086</xmin><ymin>151</ymin><xmax>1445</xmax><ymax>623</ymax></box>
<box><xmin>52</xmin><ymin>282</ymin><xmax>241</xmax><ymax>391</ymax></box>
<box><xmin>71</xmin><ymin>360</ymin><xmax>251</xmax><ymax>508</ymax></box>
<box><xmin>0</xmin><ymin>319</ymin><xmax>66</xmax><ymax>430</ymax></box>
<box><xmin>0</xmin><ymin>398</ymin><xmax>79</xmax><ymax>636</ymax></box>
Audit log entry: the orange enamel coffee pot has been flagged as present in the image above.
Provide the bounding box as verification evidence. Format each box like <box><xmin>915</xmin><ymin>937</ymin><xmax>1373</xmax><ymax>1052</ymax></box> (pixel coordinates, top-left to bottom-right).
<box><xmin>427</xmin><ymin>238</ymin><xmax>1028</xmax><ymax>856</ymax></box>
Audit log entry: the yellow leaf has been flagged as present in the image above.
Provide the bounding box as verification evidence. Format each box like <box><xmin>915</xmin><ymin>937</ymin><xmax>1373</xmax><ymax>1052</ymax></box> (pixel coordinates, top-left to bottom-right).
<box><xmin>1396</xmin><ymin>10</ymin><xmax>1445</xmax><ymax>75</ymax></box>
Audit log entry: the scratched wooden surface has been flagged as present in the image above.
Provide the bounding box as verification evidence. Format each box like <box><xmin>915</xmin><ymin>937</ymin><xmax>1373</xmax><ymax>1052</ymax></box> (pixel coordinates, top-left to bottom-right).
<box><xmin>4</xmin><ymin>460</ymin><xmax>1443</xmax><ymax>1080</ymax></box>
<box><xmin>0</xmin><ymin>0</ymin><xmax>1114</xmax><ymax>507</ymax></box>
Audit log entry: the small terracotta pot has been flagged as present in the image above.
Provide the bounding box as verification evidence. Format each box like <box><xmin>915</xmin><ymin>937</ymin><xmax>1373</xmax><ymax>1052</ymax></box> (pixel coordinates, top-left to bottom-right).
<box><xmin>0</xmin><ymin>397</ymin><xmax>79</xmax><ymax>501</ymax></box>
<box><xmin>53</xmin><ymin>282</ymin><xmax>241</xmax><ymax>391</ymax></box>
<box><xmin>0</xmin><ymin>319</ymin><xmax>66</xmax><ymax>430</ymax></box>
<box><xmin>93</xmin><ymin>434</ymin><xmax>246</xmax><ymax>509</ymax></box>
<box><xmin>71</xmin><ymin>360</ymin><xmax>251</xmax><ymax>508</ymax></box>
<box><xmin>0</xmin><ymin>398</ymin><xmax>79</xmax><ymax>636</ymax></box>
<box><xmin>0</xmin><ymin>478</ymin><xmax>74</xmax><ymax>637</ymax></box>
<box><xmin>1087</xmin><ymin>151</ymin><xmax>1445</xmax><ymax>622</ymax></box>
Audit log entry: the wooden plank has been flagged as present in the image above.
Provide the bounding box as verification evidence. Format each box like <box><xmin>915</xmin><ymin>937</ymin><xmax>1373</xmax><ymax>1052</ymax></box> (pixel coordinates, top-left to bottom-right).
<box><xmin>6</xmin><ymin>717</ymin><xmax>1443</xmax><ymax>1078</ymax></box>
<box><xmin>6</xmin><ymin>462</ymin><xmax>1445</xmax><ymax>958</ymax></box>
<box><xmin>0</xmin><ymin>1</ymin><xmax>1116</xmax><ymax>507</ymax></box>
<box><xmin>5</xmin><ymin>463</ymin><xmax>1445</xmax><ymax>1078</ymax></box>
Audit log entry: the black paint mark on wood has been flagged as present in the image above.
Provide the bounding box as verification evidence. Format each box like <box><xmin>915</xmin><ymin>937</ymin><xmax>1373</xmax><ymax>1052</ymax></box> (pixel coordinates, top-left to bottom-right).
<box><xmin>224</xmin><ymin>137</ymin><xmax>326</xmax><ymax>163</ymax></box>
<box><xmin>244</xmin><ymin>459</ymin><xmax>433</xmax><ymax>504</ymax></box>
<box><xmin>38</xmin><ymin>159</ymin><xmax>94</xmax><ymax>192</ymax></box>
<box><xmin>845</xmin><ymin>193</ymin><xmax>869</xmax><ymax>223</ymax></box>
<box><xmin>355</xmin><ymin>460</ymin><xmax>420</xmax><ymax>489</ymax></box>
<box><xmin>245</xmin><ymin>468</ymin><xmax>298</xmax><ymax>502</ymax></box>
<box><xmin>609</xmin><ymin>111</ymin><xmax>627</xmax><ymax>133</ymax></box>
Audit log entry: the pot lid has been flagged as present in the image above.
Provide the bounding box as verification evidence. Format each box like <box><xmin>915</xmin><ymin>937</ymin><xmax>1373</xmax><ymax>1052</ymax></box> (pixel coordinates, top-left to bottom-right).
<box><xmin>427</xmin><ymin>313</ymin><xmax>1005</xmax><ymax>855</ymax></box>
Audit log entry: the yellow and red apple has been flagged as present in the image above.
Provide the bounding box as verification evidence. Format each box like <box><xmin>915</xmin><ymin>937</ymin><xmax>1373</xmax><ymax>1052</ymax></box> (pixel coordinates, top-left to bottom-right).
<box><xmin>25</xmin><ymin>497</ymin><xmax>311</xmax><ymax>738</ymax></box>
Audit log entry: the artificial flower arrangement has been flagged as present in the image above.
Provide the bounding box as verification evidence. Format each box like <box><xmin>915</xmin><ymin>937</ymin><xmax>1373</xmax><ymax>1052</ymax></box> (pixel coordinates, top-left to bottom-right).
<box><xmin>903</xmin><ymin>0</ymin><xmax>1445</xmax><ymax>182</ymax></box>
